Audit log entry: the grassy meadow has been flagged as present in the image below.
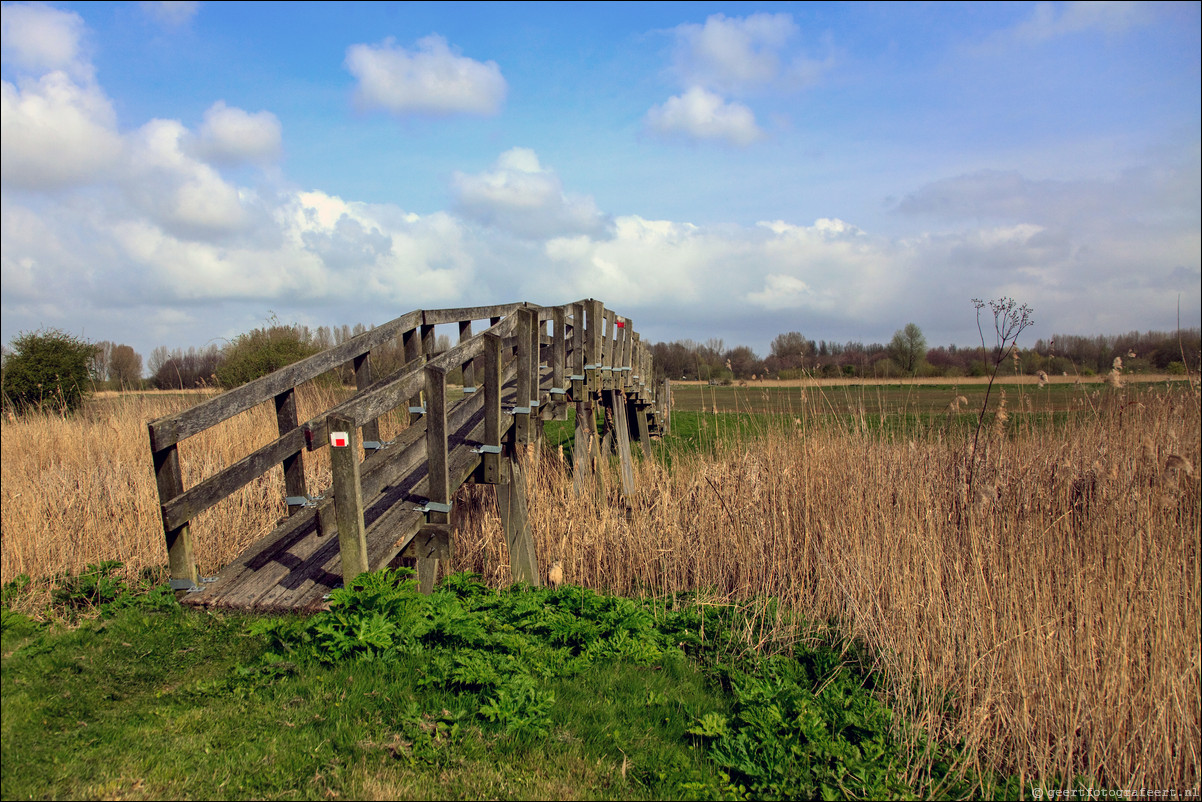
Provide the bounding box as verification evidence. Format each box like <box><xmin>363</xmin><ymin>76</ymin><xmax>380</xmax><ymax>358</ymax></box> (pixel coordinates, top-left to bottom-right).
<box><xmin>2</xmin><ymin>374</ymin><xmax>1199</xmax><ymax>796</ymax></box>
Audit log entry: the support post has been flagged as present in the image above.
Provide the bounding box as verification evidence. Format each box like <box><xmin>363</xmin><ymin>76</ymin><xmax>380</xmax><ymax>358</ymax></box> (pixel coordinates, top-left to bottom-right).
<box><xmin>611</xmin><ymin>390</ymin><xmax>636</xmax><ymax>496</ymax></box>
<box><xmin>496</xmin><ymin>454</ymin><xmax>539</xmax><ymax>586</ymax></box>
<box><xmin>328</xmin><ymin>414</ymin><xmax>369</xmax><ymax>583</ymax></box>
<box><xmin>152</xmin><ymin>442</ymin><xmax>199</xmax><ymax>591</ymax></box>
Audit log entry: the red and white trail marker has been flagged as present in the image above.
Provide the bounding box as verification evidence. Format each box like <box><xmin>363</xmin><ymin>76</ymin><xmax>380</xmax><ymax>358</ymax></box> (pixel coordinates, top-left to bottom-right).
<box><xmin>330</xmin><ymin>431</ymin><xmax>349</xmax><ymax>448</ymax></box>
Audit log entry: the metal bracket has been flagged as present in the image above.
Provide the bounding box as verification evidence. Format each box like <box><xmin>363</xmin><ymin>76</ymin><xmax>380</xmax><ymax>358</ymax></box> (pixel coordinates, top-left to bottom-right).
<box><xmin>362</xmin><ymin>439</ymin><xmax>394</xmax><ymax>452</ymax></box>
<box><xmin>169</xmin><ymin>576</ymin><xmax>216</xmax><ymax>593</ymax></box>
<box><xmin>408</xmin><ymin>405</ymin><xmax>426</xmax><ymax>414</ymax></box>
<box><xmin>549</xmin><ymin>387</ymin><xmax>567</xmax><ymax>396</ymax></box>
<box><xmin>286</xmin><ymin>494</ymin><xmax>324</xmax><ymax>508</ymax></box>
<box><xmin>414</xmin><ymin>501</ymin><xmax>453</xmax><ymax>514</ymax></box>
<box><xmin>569</xmin><ymin>374</ymin><xmax>585</xmax><ymax>381</ymax></box>
<box><xmin>529</xmin><ymin>399</ymin><xmax>540</xmax><ymax>409</ymax></box>
<box><xmin>601</xmin><ymin>366</ymin><xmax>613</xmax><ymax>372</ymax></box>
<box><xmin>462</xmin><ymin>386</ymin><xmax>477</xmax><ymax>394</ymax></box>
<box><xmin>584</xmin><ymin>364</ymin><xmax>598</xmax><ymax>370</ymax></box>
<box><xmin>471</xmin><ymin>444</ymin><xmax>502</xmax><ymax>454</ymax></box>
<box><xmin>511</xmin><ymin>406</ymin><xmax>531</xmax><ymax>414</ymax></box>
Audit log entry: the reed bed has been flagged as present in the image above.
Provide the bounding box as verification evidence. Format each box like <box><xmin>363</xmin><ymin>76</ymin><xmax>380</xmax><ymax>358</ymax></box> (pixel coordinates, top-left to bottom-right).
<box><xmin>2</xmin><ymin>380</ymin><xmax>1198</xmax><ymax>790</ymax></box>
<box><xmin>454</xmin><ymin>384</ymin><xmax>1200</xmax><ymax>791</ymax></box>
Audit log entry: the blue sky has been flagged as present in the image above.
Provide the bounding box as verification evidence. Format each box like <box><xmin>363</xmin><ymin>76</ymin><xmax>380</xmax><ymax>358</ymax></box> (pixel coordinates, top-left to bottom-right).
<box><xmin>2</xmin><ymin>1</ymin><xmax>1199</xmax><ymax>365</ymax></box>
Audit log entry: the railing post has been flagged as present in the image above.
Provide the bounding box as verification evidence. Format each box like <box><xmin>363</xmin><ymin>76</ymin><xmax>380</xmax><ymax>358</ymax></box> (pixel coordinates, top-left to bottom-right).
<box><xmin>459</xmin><ymin>319</ymin><xmax>475</xmax><ymax>394</ymax></box>
<box><xmin>403</xmin><ymin>327</ymin><xmax>423</xmax><ymax>424</ymax></box>
<box><xmin>515</xmin><ymin>308</ymin><xmax>533</xmax><ymax>447</ymax></box>
<box><xmin>588</xmin><ymin>300</ymin><xmax>603</xmax><ymax>394</ymax></box>
<box><xmin>353</xmin><ymin>352</ymin><xmax>381</xmax><ymax>448</ymax></box>
<box><xmin>550</xmin><ymin>306</ymin><xmax>567</xmax><ymax>421</ymax></box>
<box><xmin>274</xmin><ymin>387</ymin><xmax>308</xmax><ymax>515</ymax></box>
<box><xmin>481</xmin><ymin>332</ymin><xmax>504</xmax><ymax>485</ymax></box>
<box><xmin>418</xmin><ymin>364</ymin><xmax>451</xmax><ymax>593</ymax></box>
<box><xmin>152</xmin><ymin>441</ymin><xmax>200</xmax><ymax>591</ymax></box>
<box><xmin>328</xmin><ymin>414</ymin><xmax>369</xmax><ymax>582</ymax></box>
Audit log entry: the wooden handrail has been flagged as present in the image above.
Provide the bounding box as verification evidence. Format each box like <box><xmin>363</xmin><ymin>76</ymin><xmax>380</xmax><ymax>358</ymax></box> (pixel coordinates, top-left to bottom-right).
<box><xmin>149</xmin><ymin>298</ymin><xmax>662</xmax><ymax>595</ymax></box>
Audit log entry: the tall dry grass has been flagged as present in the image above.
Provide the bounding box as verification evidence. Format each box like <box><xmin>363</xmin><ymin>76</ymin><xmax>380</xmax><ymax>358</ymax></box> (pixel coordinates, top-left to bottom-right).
<box><xmin>452</xmin><ymin>385</ymin><xmax>1200</xmax><ymax>790</ymax></box>
<box><xmin>2</xmin><ymin>379</ymin><xmax>1197</xmax><ymax>789</ymax></box>
<box><xmin>0</xmin><ymin>384</ymin><xmax>367</xmax><ymax>586</ymax></box>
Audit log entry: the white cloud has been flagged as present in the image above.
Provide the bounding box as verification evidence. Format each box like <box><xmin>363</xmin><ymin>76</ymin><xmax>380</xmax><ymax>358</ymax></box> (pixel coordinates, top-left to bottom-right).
<box><xmin>452</xmin><ymin>147</ymin><xmax>609</xmax><ymax>238</ymax></box>
<box><xmin>1013</xmin><ymin>1</ymin><xmax>1154</xmax><ymax>42</ymax></box>
<box><xmin>140</xmin><ymin>1</ymin><xmax>201</xmax><ymax>28</ymax></box>
<box><xmin>670</xmin><ymin>12</ymin><xmax>832</xmax><ymax>95</ymax></box>
<box><xmin>0</xmin><ymin>71</ymin><xmax>122</xmax><ymax>189</ymax></box>
<box><xmin>194</xmin><ymin>101</ymin><xmax>282</xmax><ymax>165</ymax></box>
<box><xmin>125</xmin><ymin>118</ymin><xmax>250</xmax><ymax>236</ymax></box>
<box><xmin>671</xmin><ymin>12</ymin><xmax>798</xmax><ymax>93</ymax></box>
<box><xmin>0</xmin><ymin>3</ymin><xmax>89</xmax><ymax>77</ymax></box>
<box><xmin>645</xmin><ymin>87</ymin><xmax>761</xmax><ymax>146</ymax></box>
<box><xmin>344</xmin><ymin>34</ymin><xmax>507</xmax><ymax>116</ymax></box>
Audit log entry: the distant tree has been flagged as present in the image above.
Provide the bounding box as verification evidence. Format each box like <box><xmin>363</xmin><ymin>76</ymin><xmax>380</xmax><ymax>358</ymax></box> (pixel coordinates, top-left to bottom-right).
<box><xmin>723</xmin><ymin>345</ymin><xmax>763</xmax><ymax>379</ymax></box>
<box><xmin>888</xmin><ymin>323</ymin><xmax>927</xmax><ymax>374</ymax></box>
<box><xmin>147</xmin><ymin>346</ymin><xmax>171</xmax><ymax>378</ymax></box>
<box><xmin>109</xmin><ymin>344</ymin><xmax>143</xmax><ymax>389</ymax></box>
<box><xmin>151</xmin><ymin>345</ymin><xmax>224</xmax><ymax>389</ymax></box>
<box><xmin>1</xmin><ymin>329</ymin><xmax>96</xmax><ymax>414</ymax></box>
<box><xmin>89</xmin><ymin>340</ymin><xmax>114</xmax><ymax>382</ymax></box>
<box><xmin>215</xmin><ymin>323</ymin><xmax>320</xmax><ymax>388</ymax></box>
<box><xmin>768</xmin><ymin>331</ymin><xmax>815</xmax><ymax>372</ymax></box>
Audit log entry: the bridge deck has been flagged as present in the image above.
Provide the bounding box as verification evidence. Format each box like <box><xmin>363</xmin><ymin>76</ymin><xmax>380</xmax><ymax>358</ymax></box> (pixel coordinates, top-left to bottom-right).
<box><xmin>181</xmin><ymin>380</ymin><xmax>520</xmax><ymax>613</ymax></box>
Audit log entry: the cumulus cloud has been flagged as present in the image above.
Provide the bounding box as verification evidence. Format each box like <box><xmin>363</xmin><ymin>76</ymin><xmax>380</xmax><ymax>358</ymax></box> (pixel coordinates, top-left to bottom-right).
<box><xmin>345</xmin><ymin>34</ymin><xmax>507</xmax><ymax>116</ymax></box>
<box><xmin>452</xmin><ymin>147</ymin><xmax>609</xmax><ymax>239</ymax></box>
<box><xmin>645</xmin><ymin>87</ymin><xmax>761</xmax><ymax>146</ymax></box>
<box><xmin>0</xmin><ymin>71</ymin><xmax>122</xmax><ymax>189</ymax></box>
<box><xmin>194</xmin><ymin>101</ymin><xmax>282</xmax><ymax>165</ymax></box>
<box><xmin>0</xmin><ymin>3</ymin><xmax>89</xmax><ymax>77</ymax></box>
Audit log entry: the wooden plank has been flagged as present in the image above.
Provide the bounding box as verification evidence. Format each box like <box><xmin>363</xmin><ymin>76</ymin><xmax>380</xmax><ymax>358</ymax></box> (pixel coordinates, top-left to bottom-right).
<box><xmin>421</xmin><ymin>303</ymin><xmax>522</xmax><ymax>326</ymax></box>
<box><xmin>148</xmin><ymin>310</ymin><xmax>421</xmax><ymax>450</ymax></box>
<box><xmin>328</xmin><ymin>414</ymin><xmax>369</xmax><ymax>582</ymax></box>
<box><xmin>275</xmin><ymin>388</ymin><xmax>308</xmax><ymax>516</ymax></box>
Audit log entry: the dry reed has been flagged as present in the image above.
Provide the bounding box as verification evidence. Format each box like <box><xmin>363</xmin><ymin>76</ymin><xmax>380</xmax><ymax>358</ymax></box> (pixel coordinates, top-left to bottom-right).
<box><xmin>2</xmin><ymin>381</ymin><xmax>1198</xmax><ymax>790</ymax></box>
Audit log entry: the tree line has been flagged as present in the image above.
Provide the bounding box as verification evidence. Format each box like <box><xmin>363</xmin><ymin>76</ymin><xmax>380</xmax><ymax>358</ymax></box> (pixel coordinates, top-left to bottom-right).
<box><xmin>2</xmin><ymin>318</ymin><xmax>1198</xmax><ymax>415</ymax></box>
<box><xmin>650</xmin><ymin>325</ymin><xmax>1200</xmax><ymax>382</ymax></box>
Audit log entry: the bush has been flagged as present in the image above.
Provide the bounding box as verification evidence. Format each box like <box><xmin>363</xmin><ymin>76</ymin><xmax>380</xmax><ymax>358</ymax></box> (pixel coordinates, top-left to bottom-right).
<box><xmin>215</xmin><ymin>324</ymin><xmax>320</xmax><ymax>388</ymax></box>
<box><xmin>1</xmin><ymin>329</ymin><xmax>95</xmax><ymax>414</ymax></box>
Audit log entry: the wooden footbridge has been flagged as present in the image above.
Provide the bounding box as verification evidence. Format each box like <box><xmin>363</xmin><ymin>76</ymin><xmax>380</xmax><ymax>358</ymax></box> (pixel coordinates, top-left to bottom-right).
<box><xmin>147</xmin><ymin>301</ymin><xmax>669</xmax><ymax>612</ymax></box>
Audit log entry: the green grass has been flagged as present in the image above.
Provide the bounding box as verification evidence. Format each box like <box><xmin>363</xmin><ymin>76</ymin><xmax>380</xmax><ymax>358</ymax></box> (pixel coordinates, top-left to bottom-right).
<box><xmin>1</xmin><ymin>566</ymin><xmax>1018</xmax><ymax>800</ymax></box>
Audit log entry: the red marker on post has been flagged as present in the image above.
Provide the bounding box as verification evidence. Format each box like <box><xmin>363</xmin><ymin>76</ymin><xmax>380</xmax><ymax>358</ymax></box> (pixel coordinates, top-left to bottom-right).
<box><xmin>330</xmin><ymin>431</ymin><xmax>349</xmax><ymax>448</ymax></box>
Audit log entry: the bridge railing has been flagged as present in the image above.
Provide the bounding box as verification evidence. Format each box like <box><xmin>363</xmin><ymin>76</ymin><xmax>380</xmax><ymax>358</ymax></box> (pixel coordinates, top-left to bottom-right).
<box><xmin>147</xmin><ymin>300</ymin><xmax>664</xmax><ymax>594</ymax></box>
